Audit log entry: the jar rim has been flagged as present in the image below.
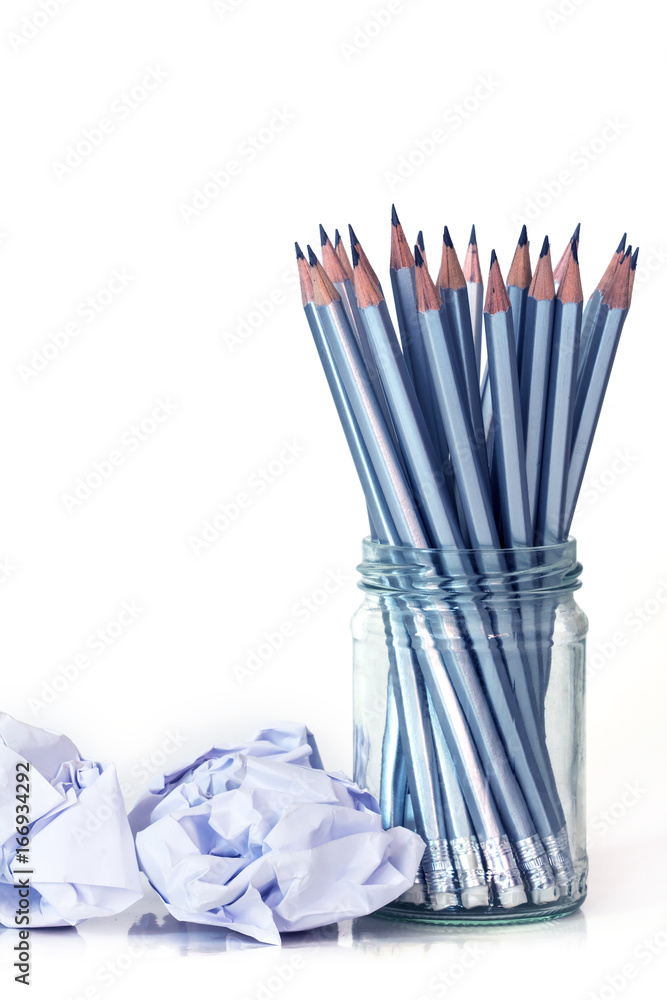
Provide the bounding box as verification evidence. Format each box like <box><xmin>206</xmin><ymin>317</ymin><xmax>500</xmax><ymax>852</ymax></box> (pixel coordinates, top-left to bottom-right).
<box><xmin>361</xmin><ymin>536</ymin><xmax>577</xmax><ymax>561</ymax></box>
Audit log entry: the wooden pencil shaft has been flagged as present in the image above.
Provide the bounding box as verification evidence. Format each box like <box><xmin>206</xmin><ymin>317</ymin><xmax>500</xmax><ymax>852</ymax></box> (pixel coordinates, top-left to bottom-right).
<box><xmin>315</xmin><ymin>300</ymin><xmax>429</xmax><ymax>547</ymax></box>
<box><xmin>390</xmin><ymin>639</ymin><xmax>446</xmax><ymax>843</ymax></box>
<box><xmin>508</xmin><ymin>284</ymin><xmax>529</xmax><ymax>381</ymax></box>
<box><xmin>304</xmin><ymin>302</ymin><xmax>398</xmax><ymax>547</ymax></box>
<box><xmin>484</xmin><ymin>308</ymin><xmax>533</xmax><ymax>548</ymax></box>
<box><xmin>520</xmin><ymin>296</ymin><xmax>556</xmax><ymax>533</ymax></box>
<box><xmin>391</xmin><ymin>265</ymin><xmax>451</xmax><ymax>469</ymax></box>
<box><xmin>565</xmin><ymin>306</ymin><xmax>628</xmax><ymax>532</ymax></box>
<box><xmin>356</xmin><ymin>302</ymin><xmax>463</xmax><ymax>550</ymax></box>
<box><xmin>536</xmin><ymin>299</ymin><xmax>581</xmax><ymax>544</ymax></box>
<box><xmin>440</xmin><ymin>286</ymin><xmax>491</xmax><ymax>489</ymax></box>
<box><xmin>418</xmin><ymin>306</ymin><xmax>499</xmax><ymax>549</ymax></box>
<box><xmin>466</xmin><ymin>280</ymin><xmax>484</xmax><ymax>378</ymax></box>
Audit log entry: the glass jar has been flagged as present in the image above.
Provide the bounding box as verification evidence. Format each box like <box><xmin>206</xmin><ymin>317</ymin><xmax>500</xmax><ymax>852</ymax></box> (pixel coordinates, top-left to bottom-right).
<box><xmin>352</xmin><ymin>537</ymin><xmax>587</xmax><ymax>924</ymax></box>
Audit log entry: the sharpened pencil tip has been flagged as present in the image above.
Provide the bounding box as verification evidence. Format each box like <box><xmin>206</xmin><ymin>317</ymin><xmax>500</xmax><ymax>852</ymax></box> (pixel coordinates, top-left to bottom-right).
<box><xmin>570</xmin><ymin>238</ymin><xmax>579</xmax><ymax>264</ymax></box>
<box><xmin>624</xmin><ymin>245</ymin><xmax>632</xmax><ymax>261</ymax></box>
<box><xmin>391</xmin><ymin>204</ymin><xmax>399</xmax><ymax>226</ymax></box>
<box><xmin>519</xmin><ymin>224</ymin><xmax>528</xmax><ymax>247</ymax></box>
<box><xmin>319</xmin><ymin>224</ymin><xmax>329</xmax><ymax>247</ymax></box>
<box><xmin>572</xmin><ymin>223</ymin><xmax>581</xmax><ymax>242</ymax></box>
<box><xmin>351</xmin><ymin>243</ymin><xmax>360</xmax><ymax>268</ymax></box>
<box><xmin>307</xmin><ymin>245</ymin><xmax>318</xmax><ymax>267</ymax></box>
<box><xmin>617</xmin><ymin>232</ymin><xmax>627</xmax><ymax>254</ymax></box>
<box><xmin>334</xmin><ymin>229</ymin><xmax>341</xmax><ymax>248</ymax></box>
<box><xmin>490</xmin><ymin>249</ymin><xmax>497</xmax><ymax>266</ymax></box>
<box><xmin>540</xmin><ymin>235</ymin><xmax>549</xmax><ymax>258</ymax></box>
<box><xmin>443</xmin><ymin>225</ymin><xmax>453</xmax><ymax>248</ymax></box>
<box><xmin>469</xmin><ymin>224</ymin><xmax>477</xmax><ymax>245</ymax></box>
<box><xmin>417</xmin><ymin>230</ymin><xmax>425</xmax><ymax>251</ymax></box>
<box><xmin>631</xmin><ymin>247</ymin><xmax>639</xmax><ymax>269</ymax></box>
<box><xmin>295</xmin><ymin>242</ymin><xmax>305</xmax><ymax>260</ymax></box>
<box><xmin>414</xmin><ymin>245</ymin><xmax>424</xmax><ymax>267</ymax></box>
<box><xmin>348</xmin><ymin>224</ymin><xmax>358</xmax><ymax>247</ymax></box>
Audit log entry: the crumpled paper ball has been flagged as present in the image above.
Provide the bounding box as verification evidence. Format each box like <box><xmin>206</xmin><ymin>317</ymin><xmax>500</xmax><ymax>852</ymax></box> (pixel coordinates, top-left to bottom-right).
<box><xmin>129</xmin><ymin>723</ymin><xmax>424</xmax><ymax>944</ymax></box>
<box><xmin>0</xmin><ymin>713</ymin><xmax>143</xmax><ymax>927</ymax></box>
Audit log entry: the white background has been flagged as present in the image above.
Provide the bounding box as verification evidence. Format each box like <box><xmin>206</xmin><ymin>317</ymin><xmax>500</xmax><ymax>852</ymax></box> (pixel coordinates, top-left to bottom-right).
<box><xmin>1</xmin><ymin>0</ymin><xmax>666</xmax><ymax>997</ymax></box>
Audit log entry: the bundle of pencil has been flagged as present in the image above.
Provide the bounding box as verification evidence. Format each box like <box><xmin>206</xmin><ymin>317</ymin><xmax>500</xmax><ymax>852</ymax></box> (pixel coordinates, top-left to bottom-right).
<box><xmin>296</xmin><ymin>212</ymin><xmax>635</xmax><ymax>912</ymax></box>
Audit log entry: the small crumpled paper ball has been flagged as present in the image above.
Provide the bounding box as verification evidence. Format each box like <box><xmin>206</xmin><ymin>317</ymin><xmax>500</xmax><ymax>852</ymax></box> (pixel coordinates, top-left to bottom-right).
<box><xmin>129</xmin><ymin>723</ymin><xmax>424</xmax><ymax>944</ymax></box>
<box><xmin>0</xmin><ymin>713</ymin><xmax>143</xmax><ymax>927</ymax></box>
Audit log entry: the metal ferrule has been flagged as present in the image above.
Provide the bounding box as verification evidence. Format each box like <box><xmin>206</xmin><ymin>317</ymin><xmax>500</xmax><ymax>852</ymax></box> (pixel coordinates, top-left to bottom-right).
<box><xmin>422</xmin><ymin>839</ymin><xmax>457</xmax><ymax>897</ymax></box>
<box><xmin>513</xmin><ymin>834</ymin><xmax>557</xmax><ymax>892</ymax></box>
<box><xmin>449</xmin><ymin>836</ymin><xmax>488</xmax><ymax>890</ymax></box>
<box><xmin>542</xmin><ymin>826</ymin><xmax>575</xmax><ymax>888</ymax></box>
<box><xmin>481</xmin><ymin>835</ymin><xmax>525</xmax><ymax>894</ymax></box>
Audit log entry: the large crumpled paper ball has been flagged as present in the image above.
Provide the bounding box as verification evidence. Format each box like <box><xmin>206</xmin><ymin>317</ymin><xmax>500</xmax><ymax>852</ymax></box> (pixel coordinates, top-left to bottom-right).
<box><xmin>129</xmin><ymin>723</ymin><xmax>424</xmax><ymax>944</ymax></box>
<box><xmin>0</xmin><ymin>713</ymin><xmax>143</xmax><ymax>927</ymax></box>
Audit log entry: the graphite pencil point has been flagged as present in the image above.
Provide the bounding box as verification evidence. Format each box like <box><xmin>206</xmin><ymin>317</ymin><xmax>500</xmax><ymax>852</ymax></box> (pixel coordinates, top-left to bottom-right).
<box><xmin>334</xmin><ymin>229</ymin><xmax>342</xmax><ymax>248</ymax></box>
<box><xmin>414</xmin><ymin>244</ymin><xmax>424</xmax><ymax>267</ymax></box>
<box><xmin>307</xmin><ymin>245</ymin><xmax>318</xmax><ymax>267</ymax></box>
<box><xmin>391</xmin><ymin>204</ymin><xmax>400</xmax><ymax>226</ymax></box>
<box><xmin>617</xmin><ymin>233</ymin><xmax>627</xmax><ymax>254</ymax></box>
<box><xmin>319</xmin><ymin>224</ymin><xmax>330</xmax><ymax>247</ymax></box>
<box><xmin>470</xmin><ymin>224</ymin><xmax>477</xmax><ymax>245</ymax></box>
<box><xmin>351</xmin><ymin>242</ymin><xmax>360</xmax><ymax>267</ymax></box>
<box><xmin>295</xmin><ymin>242</ymin><xmax>305</xmax><ymax>260</ymax></box>
<box><xmin>417</xmin><ymin>230</ymin><xmax>425</xmax><ymax>252</ymax></box>
<box><xmin>519</xmin><ymin>224</ymin><xmax>528</xmax><ymax>247</ymax></box>
<box><xmin>443</xmin><ymin>225</ymin><xmax>454</xmax><ymax>248</ymax></box>
<box><xmin>490</xmin><ymin>249</ymin><xmax>497</xmax><ymax>266</ymax></box>
<box><xmin>631</xmin><ymin>247</ymin><xmax>639</xmax><ymax>269</ymax></box>
<box><xmin>572</xmin><ymin>223</ymin><xmax>581</xmax><ymax>242</ymax></box>
<box><xmin>348</xmin><ymin>224</ymin><xmax>359</xmax><ymax>247</ymax></box>
<box><xmin>571</xmin><ymin>238</ymin><xmax>579</xmax><ymax>264</ymax></box>
<box><xmin>540</xmin><ymin>236</ymin><xmax>549</xmax><ymax>258</ymax></box>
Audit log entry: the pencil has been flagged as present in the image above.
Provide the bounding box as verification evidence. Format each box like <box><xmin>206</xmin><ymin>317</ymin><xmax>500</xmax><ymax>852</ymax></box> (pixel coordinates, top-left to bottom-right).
<box><xmin>535</xmin><ymin>239</ymin><xmax>582</xmax><ymax>544</ymax></box>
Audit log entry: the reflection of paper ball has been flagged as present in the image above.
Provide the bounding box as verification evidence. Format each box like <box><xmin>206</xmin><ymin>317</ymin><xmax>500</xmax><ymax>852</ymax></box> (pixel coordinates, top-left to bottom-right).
<box><xmin>0</xmin><ymin>714</ymin><xmax>142</xmax><ymax>927</ymax></box>
<box><xmin>130</xmin><ymin>724</ymin><xmax>424</xmax><ymax>945</ymax></box>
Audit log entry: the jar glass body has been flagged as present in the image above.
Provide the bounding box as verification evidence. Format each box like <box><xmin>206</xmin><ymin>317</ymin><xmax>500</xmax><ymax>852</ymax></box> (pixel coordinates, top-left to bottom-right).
<box><xmin>352</xmin><ymin>538</ymin><xmax>588</xmax><ymax>924</ymax></box>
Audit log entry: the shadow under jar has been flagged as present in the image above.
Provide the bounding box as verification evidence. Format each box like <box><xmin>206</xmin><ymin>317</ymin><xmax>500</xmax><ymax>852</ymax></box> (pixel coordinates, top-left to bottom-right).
<box><xmin>352</xmin><ymin>537</ymin><xmax>588</xmax><ymax>924</ymax></box>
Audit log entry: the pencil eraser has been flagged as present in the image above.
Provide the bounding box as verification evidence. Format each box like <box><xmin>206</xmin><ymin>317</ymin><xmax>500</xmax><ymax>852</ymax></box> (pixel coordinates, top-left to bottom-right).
<box><xmin>461</xmin><ymin>886</ymin><xmax>490</xmax><ymax>909</ymax></box>
<box><xmin>530</xmin><ymin>886</ymin><xmax>559</xmax><ymax>905</ymax></box>
<box><xmin>400</xmin><ymin>883</ymin><xmax>426</xmax><ymax>906</ymax></box>
<box><xmin>430</xmin><ymin>891</ymin><xmax>458</xmax><ymax>911</ymax></box>
<box><xmin>498</xmin><ymin>887</ymin><xmax>528</xmax><ymax>908</ymax></box>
